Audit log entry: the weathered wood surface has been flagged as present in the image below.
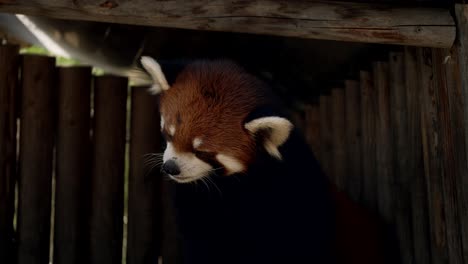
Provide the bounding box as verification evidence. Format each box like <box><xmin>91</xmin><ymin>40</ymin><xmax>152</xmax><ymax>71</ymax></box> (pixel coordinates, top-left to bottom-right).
<box><xmin>331</xmin><ymin>88</ymin><xmax>346</xmax><ymax>190</ymax></box>
<box><xmin>373</xmin><ymin>61</ymin><xmax>394</xmax><ymax>222</ymax></box>
<box><xmin>54</xmin><ymin>67</ymin><xmax>92</xmax><ymax>264</ymax></box>
<box><xmin>454</xmin><ymin>6</ymin><xmax>468</xmax><ymax>262</ymax></box>
<box><xmin>404</xmin><ymin>47</ymin><xmax>431</xmax><ymax>264</ymax></box>
<box><xmin>419</xmin><ymin>48</ymin><xmax>464</xmax><ymax>264</ymax></box>
<box><xmin>127</xmin><ymin>87</ymin><xmax>162</xmax><ymax>264</ymax></box>
<box><xmin>388</xmin><ymin>52</ymin><xmax>413</xmax><ymax>264</ymax></box>
<box><xmin>0</xmin><ymin>44</ymin><xmax>19</xmax><ymax>264</ymax></box>
<box><xmin>360</xmin><ymin>70</ymin><xmax>377</xmax><ymax>209</ymax></box>
<box><xmin>432</xmin><ymin>48</ymin><xmax>464</xmax><ymax>264</ymax></box>
<box><xmin>304</xmin><ymin>104</ymin><xmax>320</xmax><ymax>157</ymax></box>
<box><xmin>319</xmin><ymin>95</ymin><xmax>332</xmax><ymax>177</ymax></box>
<box><xmin>90</xmin><ymin>75</ymin><xmax>128</xmax><ymax>264</ymax></box>
<box><xmin>0</xmin><ymin>1</ymin><xmax>455</xmax><ymax>47</ymax></box>
<box><xmin>344</xmin><ymin>80</ymin><xmax>361</xmax><ymax>201</ymax></box>
<box><xmin>17</xmin><ymin>55</ymin><xmax>56</xmax><ymax>264</ymax></box>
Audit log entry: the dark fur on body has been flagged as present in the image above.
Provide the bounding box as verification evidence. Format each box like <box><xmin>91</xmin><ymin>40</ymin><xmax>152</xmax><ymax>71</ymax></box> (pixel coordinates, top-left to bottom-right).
<box><xmin>167</xmin><ymin>109</ymin><xmax>335</xmax><ymax>264</ymax></box>
<box><xmin>151</xmin><ymin>59</ymin><xmax>384</xmax><ymax>264</ymax></box>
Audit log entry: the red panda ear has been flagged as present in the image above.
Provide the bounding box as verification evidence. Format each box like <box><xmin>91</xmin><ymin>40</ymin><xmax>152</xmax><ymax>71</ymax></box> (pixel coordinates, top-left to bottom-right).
<box><xmin>140</xmin><ymin>56</ymin><xmax>170</xmax><ymax>94</ymax></box>
<box><xmin>244</xmin><ymin>116</ymin><xmax>294</xmax><ymax>160</ymax></box>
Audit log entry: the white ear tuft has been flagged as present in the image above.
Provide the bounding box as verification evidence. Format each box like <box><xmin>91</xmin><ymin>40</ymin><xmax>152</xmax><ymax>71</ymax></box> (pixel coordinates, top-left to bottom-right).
<box><xmin>140</xmin><ymin>56</ymin><xmax>170</xmax><ymax>94</ymax></box>
<box><xmin>244</xmin><ymin>116</ymin><xmax>293</xmax><ymax>160</ymax></box>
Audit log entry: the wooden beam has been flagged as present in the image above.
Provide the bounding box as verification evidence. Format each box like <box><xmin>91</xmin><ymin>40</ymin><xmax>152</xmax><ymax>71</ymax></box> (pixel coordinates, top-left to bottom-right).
<box><xmin>54</xmin><ymin>66</ymin><xmax>92</xmax><ymax>264</ymax></box>
<box><xmin>0</xmin><ymin>0</ymin><xmax>455</xmax><ymax>48</ymax></box>
<box><xmin>454</xmin><ymin>5</ymin><xmax>468</xmax><ymax>262</ymax></box>
<box><xmin>18</xmin><ymin>55</ymin><xmax>56</xmax><ymax>264</ymax></box>
<box><xmin>0</xmin><ymin>44</ymin><xmax>19</xmax><ymax>264</ymax></box>
<box><xmin>127</xmin><ymin>87</ymin><xmax>162</xmax><ymax>264</ymax></box>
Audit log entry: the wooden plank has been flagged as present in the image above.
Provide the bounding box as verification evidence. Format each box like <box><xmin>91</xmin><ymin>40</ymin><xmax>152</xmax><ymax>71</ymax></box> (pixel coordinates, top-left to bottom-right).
<box><xmin>54</xmin><ymin>66</ymin><xmax>92</xmax><ymax>264</ymax></box>
<box><xmin>331</xmin><ymin>88</ymin><xmax>346</xmax><ymax>189</ymax></box>
<box><xmin>453</xmin><ymin>5</ymin><xmax>468</xmax><ymax>262</ymax></box>
<box><xmin>360</xmin><ymin>70</ymin><xmax>377</xmax><ymax>210</ymax></box>
<box><xmin>319</xmin><ymin>95</ymin><xmax>332</xmax><ymax>178</ymax></box>
<box><xmin>304</xmin><ymin>104</ymin><xmax>320</xmax><ymax>156</ymax></box>
<box><xmin>127</xmin><ymin>87</ymin><xmax>162</xmax><ymax>264</ymax></box>
<box><xmin>404</xmin><ymin>47</ymin><xmax>431</xmax><ymax>264</ymax></box>
<box><xmin>161</xmin><ymin>180</ymin><xmax>184</xmax><ymax>264</ymax></box>
<box><xmin>373</xmin><ymin>61</ymin><xmax>394</xmax><ymax>222</ymax></box>
<box><xmin>388</xmin><ymin>52</ymin><xmax>413</xmax><ymax>264</ymax></box>
<box><xmin>344</xmin><ymin>80</ymin><xmax>361</xmax><ymax>201</ymax></box>
<box><xmin>0</xmin><ymin>1</ymin><xmax>455</xmax><ymax>47</ymax></box>
<box><xmin>90</xmin><ymin>75</ymin><xmax>128</xmax><ymax>264</ymax></box>
<box><xmin>0</xmin><ymin>44</ymin><xmax>19</xmax><ymax>264</ymax></box>
<box><xmin>17</xmin><ymin>55</ymin><xmax>56</xmax><ymax>264</ymax></box>
<box><xmin>432</xmin><ymin>48</ymin><xmax>464</xmax><ymax>264</ymax></box>
<box><xmin>419</xmin><ymin>47</ymin><xmax>464</xmax><ymax>264</ymax></box>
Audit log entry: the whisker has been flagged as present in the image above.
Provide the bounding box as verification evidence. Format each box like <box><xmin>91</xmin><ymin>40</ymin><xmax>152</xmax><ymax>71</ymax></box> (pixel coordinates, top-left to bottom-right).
<box><xmin>205</xmin><ymin>176</ymin><xmax>222</xmax><ymax>196</ymax></box>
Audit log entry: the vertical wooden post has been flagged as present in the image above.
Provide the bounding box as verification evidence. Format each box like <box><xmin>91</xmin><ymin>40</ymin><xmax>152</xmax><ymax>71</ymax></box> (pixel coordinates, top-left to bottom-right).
<box><xmin>127</xmin><ymin>87</ymin><xmax>162</xmax><ymax>264</ymax></box>
<box><xmin>373</xmin><ymin>62</ymin><xmax>394</xmax><ymax>222</ymax></box>
<box><xmin>319</xmin><ymin>95</ymin><xmax>332</xmax><ymax>178</ymax></box>
<box><xmin>344</xmin><ymin>80</ymin><xmax>361</xmax><ymax>201</ymax></box>
<box><xmin>54</xmin><ymin>66</ymin><xmax>92</xmax><ymax>264</ymax></box>
<box><xmin>404</xmin><ymin>47</ymin><xmax>431</xmax><ymax>264</ymax></box>
<box><xmin>90</xmin><ymin>75</ymin><xmax>128</xmax><ymax>264</ymax></box>
<box><xmin>0</xmin><ymin>44</ymin><xmax>19</xmax><ymax>263</ymax></box>
<box><xmin>432</xmin><ymin>48</ymin><xmax>464</xmax><ymax>264</ymax></box>
<box><xmin>453</xmin><ymin>5</ymin><xmax>468</xmax><ymax>262</ymax></box>
<box><xmin>331</xmin><ymin>88</ymin><xmax>346</xmax><ymax>189</ymax></box>
<box><xmin>360</xmin><ymin>71</ymin><xmax>377</xmax><ymax>209</ymax></box>
<box><xmin>17</xmin><ymin>55</ymin><xmax>56</xmax><ymax>264</ymax></box>
<box><xmin>419</xmin><ymin>47</ymin><xmax>464</xmax><ymax>264</ymax></box>
<box><xmin>304</xmin><ymin>104</ymin><xmax>320</xmax><ymax>157</ymax></box>
<box><xmin>161</xmin><ymin>181</ymin><xmax>184</xmax><ymax>264</ymax></box>
<box><xmin>389</xmin><ymin>52</ymin><xmax>413</xmax><ymax>264</ymax></box>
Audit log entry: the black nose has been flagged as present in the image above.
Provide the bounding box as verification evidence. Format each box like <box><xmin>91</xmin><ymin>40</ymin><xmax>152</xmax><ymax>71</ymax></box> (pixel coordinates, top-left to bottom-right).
<box><xmin>162</xmin><ymin>160</ymin><xmax>180</xmax><ymax>176</ymax></box>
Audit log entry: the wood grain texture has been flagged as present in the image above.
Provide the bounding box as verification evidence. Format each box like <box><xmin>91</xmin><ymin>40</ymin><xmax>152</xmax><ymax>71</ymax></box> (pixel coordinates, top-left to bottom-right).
<box><xmin>319</xmin><ymin>95</ymin><xmax>333</xmax><ymax>178</ymax></box>
<box><xmin>419</xmin><ymin>47</ymin><xmax>464</xmax><ymax>264</ymax></box>
<box><xmin>54</xmin><ymin>66</ymin><xmax>92</xmax><ymax>264</ymax></box>
<box><xmin>304</xmin><ymin>104</ymin><xmax>320</xmax><ymax>160</ymax></box>
<box><xmin>127</xmin><ymin>87</ymin><xmax>162</xmax><ymax>264</ymax></box>
<box><xmin>0</xmin><ymin>0</ymin><xmax>455</xmax><ymax>47</ymax></box>
<box><xmin>373</xmin><ymin>61</ymin><xmax>394</xmax><ymax>223</ymax></box>
<box><xmin>360</xmin><ymin>70</ymin><xmax>377</xmax><ymax>210</ymax></box>
<box><xmin>404</xmin><ymin>47</ymin><xmax>431</xmax><ymax>264</ymax></box>
<box><xmin>0</xmin><ymin>44</ymin><xmax>19</xmax><ymax>264</ymax></box>
<box><xmin>454</xmin><ymin>6</ymin><xmax>468</xmax><ymax>262</ymax></box>
<box><xmin>90</xmin><ymin>75</ymin><xmax>128</xmax><ymax>264</ymax></box>
<box><xmin>388</xmin><ymin>52</ymin><xmax>413</xmax><ymax>264</ymax></box>
<box><xmin>17</xmin><ymin>55</ymin><xmax>56</xmax><ymax>264</ymax></box>
<box><xmin>344</xmin><ymin>80</ymin><xmax>361</xmax><ymax>201</ymax></box>
<box><xmin>331</xmin><ymin>88</ymin><xmax>346</xmax><ymax>190</ymax></box>
<box><xmin>431</xmin><ymin>48</ymin><xmax>464</xmax><ymax>264</ymax></box>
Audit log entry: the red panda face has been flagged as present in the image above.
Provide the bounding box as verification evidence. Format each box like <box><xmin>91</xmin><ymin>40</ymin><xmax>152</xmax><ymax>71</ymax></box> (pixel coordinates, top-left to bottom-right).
<box><xmin>141</xmin><ymin>57</ymin><xmax>294</xmax><ymax>183</ymax></box>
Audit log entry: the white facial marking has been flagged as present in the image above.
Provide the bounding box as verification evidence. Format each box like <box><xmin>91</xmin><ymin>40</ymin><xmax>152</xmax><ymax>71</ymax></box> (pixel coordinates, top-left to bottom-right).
<box><xmin>216</xmin><ymin>154</ymin><xmax>245</xmax><ymax>175</ymax></box>
<box><xmin>163</xmin><ymin>142</ymin><xmax>213</xmax><ymax>183</ymax></box>
<box><xmin>244</xmin><ymin>116</ymin><xmax>293</xmax><ymax>160</ymax></box>
<box><xmin>140</xmin><ymin>56</ymin><xmax>170</xmax><ymax>94</ymax></box>
<box><xmin>193</xmin><ymin>138</ymin><xmax>203</xmax><ymax>149</ymax></box>
<box><xmin>160</xmin><ymin>116</ymin><xmax>165</xmax><ymax>130</ymax></box>
<box><xmin>169</xmin><ymin>125</ymin><xmax>176</xmax><ymax>136</ymax></box>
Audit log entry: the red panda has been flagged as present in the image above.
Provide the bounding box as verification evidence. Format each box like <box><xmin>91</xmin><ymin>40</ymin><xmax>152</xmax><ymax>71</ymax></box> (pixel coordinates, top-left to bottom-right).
<box><xmin>141</xmin><ymin>57</ymin><xmax>385</xmax><ymax>264</ymax></box>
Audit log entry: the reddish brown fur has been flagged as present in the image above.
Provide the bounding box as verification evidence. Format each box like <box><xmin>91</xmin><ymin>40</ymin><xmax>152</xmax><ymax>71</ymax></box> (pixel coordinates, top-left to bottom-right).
<box><xmin>160</xmin><ymin>60</ymin><xmax>275</xmax><ymax>168</ymax></box>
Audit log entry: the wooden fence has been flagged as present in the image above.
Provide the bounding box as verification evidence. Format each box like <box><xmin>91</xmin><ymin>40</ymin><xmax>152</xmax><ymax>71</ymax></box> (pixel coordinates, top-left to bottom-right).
<box><xmin>1</xmin><ymin>43</ymin><xmax>468</xmax><ymax>264</ymax></box>
<box><xmin>298</xmin><ymin>47</ymin><xmax>468</xmax><ymax>264</ymax></box>
<box><xmin>0</xmin><ymin>46</ymin><xmax>167</xmax><ymax>264</ymax></box>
